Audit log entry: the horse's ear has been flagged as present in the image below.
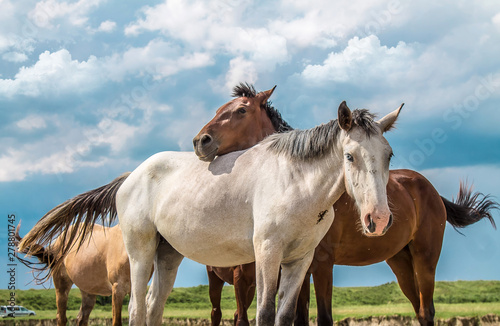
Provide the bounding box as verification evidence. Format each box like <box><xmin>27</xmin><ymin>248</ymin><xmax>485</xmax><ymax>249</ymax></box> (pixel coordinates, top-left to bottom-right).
<box><xmin>256</xmin><ymin>85</ymin><xmax>276</xmax><ymax>106</ymax></box>
<box><xmin>338</xmin><ymin>101</ymin><xmax>352</xmax><ymax>131</ymax></box>
<box><xmin>378</xmin><ymin>103</ymin><xmax>404</xmax><ymax>133</ymax></box>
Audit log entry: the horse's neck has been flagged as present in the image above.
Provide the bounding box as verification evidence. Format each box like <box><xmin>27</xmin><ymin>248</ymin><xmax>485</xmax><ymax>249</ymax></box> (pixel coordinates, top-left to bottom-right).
<box><xmin>305</xmin><ymin>153</ymin><xmax>346</xmax><ymax>207</ymax></box>
<box><xmin>266</xmin><ymin>143</ymin><xmax>346</xmax><ymax>208</ymax></box>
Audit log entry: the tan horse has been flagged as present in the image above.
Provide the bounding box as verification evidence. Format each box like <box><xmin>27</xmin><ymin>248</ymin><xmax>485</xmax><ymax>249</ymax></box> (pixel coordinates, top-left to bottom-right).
<box><xmin>193</xmin><ymin>83</ymin><xmax>498</xmax><ymax>326</ymax></box>
<box><xmin>16</xmin><ymin>221</ymin><xmax>139</xmax><ymax>326</ymax></box>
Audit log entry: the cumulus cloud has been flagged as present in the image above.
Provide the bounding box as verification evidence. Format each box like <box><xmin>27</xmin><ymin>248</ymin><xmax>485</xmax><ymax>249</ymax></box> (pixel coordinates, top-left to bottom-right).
<box><xmin>125</xmin><ymin>0</ymin><xmax>289</xmax><ymax>73</ymax></box>
<box><xmin>271</xmin><ymin>0</ymin><xmax>407</xmax><ymax>48</ymax></box>
<box><xmin>16</xmin><ymin>115</ymin><xmax>47</xmax><ymax>130</ymax></box>
<box><xmin>105</xmin><ymin>39</ymin><xmax>214</xmax><ymax>81</ymax></box>
<box><xmin>97</xmin><ymin>20</ymin><xmax>117</xmax><ymax>33</ymax></box>
<box><xmin>28</xmin><ymin>0</ymin><xmax>105</xmax><ymax>28</ymax></box>
<box><xmin>493</xmin><ymin>12</ymin><xmax>500</xmax><ymax>31</ymax></box>
<box><xmin>0</xmin><ymin>41</ymin><xmax>215</xmax><ymax>98</ymax></box>
<box><xmin>301</xmin><ymin>35</ymin><xmax>414</xmax><ymax>85</ymax></box>
<box><xmin>0</xmin><ymin>113</ymin><xmax>143</xmax><ymax>182</ymax></box>
<box><xmin>223</xmin><ymin>57</ymin><xmax>258</xmax><ymax>93</ymax></box>
<box><xmin>1</xmin><ymin>0</ymin><xmax>500</xmax><ymax>183</ymax></box>
<box><xmin>2</xmin><ymin>51</ymin><xmax>29</xmax><ymax>62</ymax></box>
<box><xmin>0</xmin><ymin>49</ymin><xmax>105</xmax><ymax>98</ymax></box>
<box><xmin>0</xmin><ymin>1</ymin><xmax>36</xmax><ymax>59</ymax></box>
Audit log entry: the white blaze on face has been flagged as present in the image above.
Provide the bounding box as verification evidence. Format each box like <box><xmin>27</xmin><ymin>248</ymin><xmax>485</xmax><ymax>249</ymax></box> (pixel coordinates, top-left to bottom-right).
<box><xmin>342</xmin><ymin>127</ymin><xmax>393</xmax><ymax>236</ymax></box>
<box><xmin>337</xmin><ymin>101</ymin><xmax>403</xmax><ymax>237</ymax></box>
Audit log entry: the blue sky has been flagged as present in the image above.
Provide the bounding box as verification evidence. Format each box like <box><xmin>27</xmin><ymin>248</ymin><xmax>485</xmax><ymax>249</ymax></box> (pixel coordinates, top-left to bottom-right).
<box><xmin>0</xmin><ymin>0</ymin><xmax>499</xmax><ymax>291</ymax></box>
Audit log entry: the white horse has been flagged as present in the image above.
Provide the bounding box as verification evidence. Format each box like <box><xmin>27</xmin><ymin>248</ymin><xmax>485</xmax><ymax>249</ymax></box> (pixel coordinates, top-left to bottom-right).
<box><xmin>119</xmin><ymin>101</ymin><xmax>401</xmax><ymax>325</ymax></box>
<box><xmin>20</xmin><ymin>101</ymin><xmax>402</xmax><ymax>325</ymax></box>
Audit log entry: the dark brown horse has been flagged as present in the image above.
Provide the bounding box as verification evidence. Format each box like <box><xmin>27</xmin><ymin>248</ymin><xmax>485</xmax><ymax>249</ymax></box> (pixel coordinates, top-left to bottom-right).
<box><xmin>193</xmin><ymin>83</ymin><xmax>498</xmax><ymax>326</ymax></box>
<box><xmin>207</xmin><ymin>264</ymin><xmax>256</xmax><ymax>326</ymax></box>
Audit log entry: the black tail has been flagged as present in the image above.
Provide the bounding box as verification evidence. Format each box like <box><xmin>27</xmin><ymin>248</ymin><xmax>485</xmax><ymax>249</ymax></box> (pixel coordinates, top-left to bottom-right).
<box><xmin>18</xmin><ymin>172</ymin><xmax>131</xmax><ymax>273</ymax></box>
<box><xmin>442</xmin><ymin>182</ymin><xmax>498</xmax><ymax>233</ymax></box>
<box><xmin>15</xmin><ymin>223</ymin><xmax>55</xmax><ymax>284</ymax></box>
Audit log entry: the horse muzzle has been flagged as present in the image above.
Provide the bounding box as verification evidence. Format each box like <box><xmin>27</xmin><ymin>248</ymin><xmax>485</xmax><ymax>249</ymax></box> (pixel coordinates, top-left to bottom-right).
<box><xmin>362</xmin><ymin>211</ymin><xmax>393</xmax><ymax>237</ymax></box>
<box><xmin>193</xmin><ymin>133</ymin><xmax>219</xmax><ymax>162</ymax></box>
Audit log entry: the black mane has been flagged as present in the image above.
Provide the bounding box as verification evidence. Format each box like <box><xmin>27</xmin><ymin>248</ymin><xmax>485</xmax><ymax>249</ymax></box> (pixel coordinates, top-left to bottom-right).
<box><xmin>232</xmin><ymin>82</ymin><xmax>257</xmax><ymax>98</ymax></box>
<box><xmin>232</xmin><ymin>83</ymin><xmax>293</xmax><ymax>133</ymax></box>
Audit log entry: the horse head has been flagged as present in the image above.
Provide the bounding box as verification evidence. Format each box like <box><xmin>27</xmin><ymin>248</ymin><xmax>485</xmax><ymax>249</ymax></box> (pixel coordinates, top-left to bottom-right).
<box><xmin>193</xmin><ymin>84</ymin><xmax>276</xmax><ymax>162</ymax></box>
<box><xmin>337</xmin><ymin>101</ymin><xmax>403</xmax><ymax>236</ymax></box>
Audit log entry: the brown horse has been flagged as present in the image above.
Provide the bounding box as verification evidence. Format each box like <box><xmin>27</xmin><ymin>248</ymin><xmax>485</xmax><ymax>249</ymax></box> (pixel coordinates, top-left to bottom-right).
<box><xmin>207</xmin><ymin>264</ymin><xmax>256</xmax><ymax>326</ymax></box>
<box><xmin>193</xmin><ymin>83</ymin><xmax>498</xmax><ymax>326</ymax></box>
<box><xmin>194</xmin><ymin>84</ymin><xmax>292</xmax><ymax>326</ymax></box>
<box><xmin>16</xmin><ymin>220</ymin><xmax>144</xmax><ymax>326</ymax></box>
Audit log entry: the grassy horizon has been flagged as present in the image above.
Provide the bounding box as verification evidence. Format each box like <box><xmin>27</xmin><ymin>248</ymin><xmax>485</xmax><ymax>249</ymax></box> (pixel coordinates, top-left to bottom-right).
<box><xmin>1</xmin><ymin>280</ymin><xmax>499</xmax><ymax>322</ymax></box>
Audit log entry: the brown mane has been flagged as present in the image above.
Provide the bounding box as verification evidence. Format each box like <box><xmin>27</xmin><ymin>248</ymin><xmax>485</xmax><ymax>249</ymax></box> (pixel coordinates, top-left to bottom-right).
<box><xmin>232</xmin><ymin>82</ymin><xmax>293</xmax><ymax>133</ymax></box>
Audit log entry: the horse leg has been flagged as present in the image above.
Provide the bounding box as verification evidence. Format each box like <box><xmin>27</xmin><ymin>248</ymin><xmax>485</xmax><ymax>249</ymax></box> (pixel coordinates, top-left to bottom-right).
<box><xmin>53</xmin><ymin>267</ymin><xmax>73</xmax><ymax>326</ymax></box>
<box><xmin>111</xmin><ymin>282</ymin><xmax>127</xmax><ymax>326</ymax></box>
<box><xmin>76</xmin><ymin>291</ymin><xmax>96</xmax><ymax>326</ymax></box>
<box><xmin>254</xmin><ymin>245</ymin><xmax>282</xmax><ymax>325</ymax></box>
<box><xmin>233</xmin><ymin>264</ymin><xmax>256</xmax><ymax>326</ymax></box>
<box><xmin>276</xmin><ymin>251</ymin><xmax>315</xmax><ymax>326</ymax></box>
<box><xmin>146</xmin><ymin>238</ymin><xmax>184</xmax><ymax>325</ymax></box>
<box><xmin>294</xmin><ymin>271</ymin><xmax>311</xmax><ymax>326</ymax></box>
<box><xmin>122</xmin><ymin>225</ymin><xmax>158</xmax><ymax>325</ymax></box>
<box><xmin>386</xmin><ymin>246</ymin><xmax>421</xmax><ymax>316</ymax></box>
<box><xmin>207</xmin><ymin>267</ymin><xmax>225</xmax><ymax>326</ymax></box>
<box><xmin>311</xmin><ymin>262</ymin><xmax>334</xmax><ymax>326</ymax></box>
<box><xmin>410</xmin><ymin>237</ymin><xmax>441</xmax><ymax>326</ymax></box>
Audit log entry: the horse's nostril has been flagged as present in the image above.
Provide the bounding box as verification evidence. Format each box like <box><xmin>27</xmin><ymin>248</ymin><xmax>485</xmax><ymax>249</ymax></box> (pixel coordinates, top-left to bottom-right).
<box><xmin>383</xmin><ymin>214</ymin><xmax>393</xmax><ymax>234</ymax></box>
<box><xmin>367</xmin><ymin>214</ymin><xmax>376</xmax><ymax>233</ymax></box>
<box><xmin>201</xmin><ymin>134</ymin><xmax>212</xmax><ymax>146</ymax></box>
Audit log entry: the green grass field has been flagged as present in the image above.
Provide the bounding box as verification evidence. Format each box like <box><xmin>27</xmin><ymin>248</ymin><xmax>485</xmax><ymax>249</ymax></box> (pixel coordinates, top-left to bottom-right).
<box><xmin>2</xmin><ymin>280</ymin><xmax>500</xmax><ymax>322</ymax></box>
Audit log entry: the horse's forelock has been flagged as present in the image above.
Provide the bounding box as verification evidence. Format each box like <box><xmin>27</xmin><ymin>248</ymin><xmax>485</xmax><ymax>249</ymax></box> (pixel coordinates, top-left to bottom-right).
<box><xmin>352</xmin><ymin>109</ymin><xmax>378</xmax><ymax>137</ymax></box>
<box><xmin>232</xmin><ymin>82</ymin><xmax>257</xmax><ymax>98</ymax></box>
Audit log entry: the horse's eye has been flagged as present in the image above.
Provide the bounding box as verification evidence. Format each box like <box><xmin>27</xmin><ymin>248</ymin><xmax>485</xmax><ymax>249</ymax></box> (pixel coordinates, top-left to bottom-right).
<box><xmin>389</xmin><ymin>152</ymin><xmax>394</xmax><ymax>161</ymax></box>
<box><xmin>346</xmin><ymin>153</ymin><xmax>354</xmax><ymax>162</ymax></box>
<box><xmin>237</xmin><ymin>107</ymin><xmax>247</xmax><ymax>114</ymax></box>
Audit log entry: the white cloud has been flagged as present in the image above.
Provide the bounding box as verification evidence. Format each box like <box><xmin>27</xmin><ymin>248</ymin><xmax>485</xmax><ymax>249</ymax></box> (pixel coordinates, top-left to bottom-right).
<box><xmin>493</xmin><ymin>12</ymin><xmax>500</xmax><ymax>31</ymax></box>
<box><xmin>2</xmin><ymin>51</ymin><xmax>28</xmax><ymax>62</ymax></box>
<box><xmin>0</xmin><ymin>114</ymin><xmax>143</xmax><ymax>182</ymax></box>
<box><xmin>0</xmin><ymin>49</ymin><xmax>104</xmax><ymax>97</ymax></box>
<box><xmin>126</xmin><ymin>0</ymin><xmax>289</xmax><ymax>72</ymax></box>
<box><xmin>92</xmin><ymin>118</ymin><xmax>140</xmax><ymax>153</ymax></box>
<box><xmin>0</xmin><ymin>1</ymin><xmax>35</xmax><ymax>58</ymax></box>
<box><xmin>0</xmin><ymin>41</ymin><xmax>216</xmax><ymax>98</ymax></box>
<box><xmin>223</xmin><ymin>57</ymin><xmax>258</xmax><ymax>94</ymax></box>
<box><xmin>97</xmin><ymin>20</ymin><xmax>116</xmax><ymax>33</ymax></box>
<box><xmin>270</xmin><ymin>0</ymin><xmax>405</xmax><ymax>48</ymax></box>
<box><xmin>28</xmin><ymin>0</ymin><xmax>105</xmax><ymax>28</ymax></box>
<box><xmin>105</xmin><ymin>39</ymin><xmax>214</xmax><ymax>81</ymax></box>
<box><xmin>16</xmin><ymin>115</ymin><xmax>47</xmax><ymax>130</ymax></box>
<box><xmin>269</xmin><ymin>11</ymin><xmax>337</xmax><ymax>49</ymax></box>
<box><xmin>419</xmin><ymin>164</ymin><xmax>500</xmax><ymax>200</ymax></box>
<box><xmin>125</xmin><ymin>0</ymin><xmax>217</xmax><ymax>40</ymax></box>
<box><xmin>301</xmin><ymin>35</ymin><xmax>414</xmax><ymax>85</ymax></box>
